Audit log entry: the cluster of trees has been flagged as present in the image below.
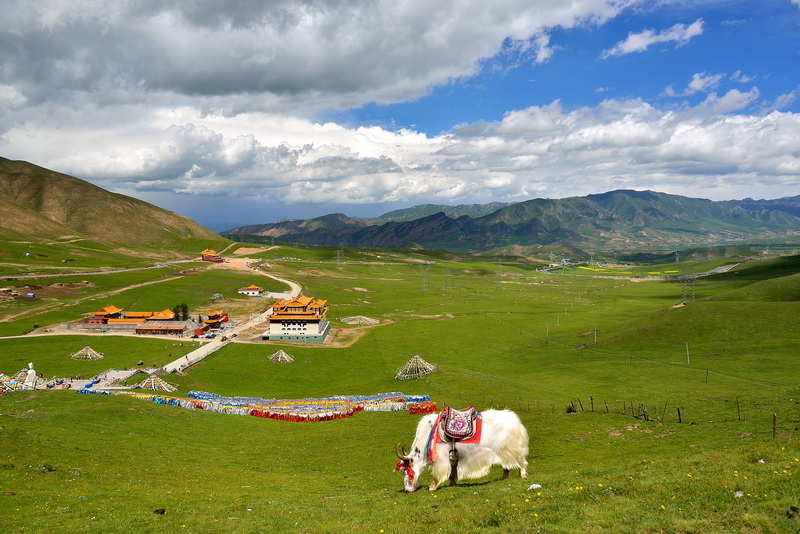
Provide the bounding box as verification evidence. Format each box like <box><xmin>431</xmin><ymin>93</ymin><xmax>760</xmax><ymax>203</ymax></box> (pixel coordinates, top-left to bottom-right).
<box><xmin>172</xmin><ymin>302</ymin><xmax>189</xmax><ymax>321</ymax></box>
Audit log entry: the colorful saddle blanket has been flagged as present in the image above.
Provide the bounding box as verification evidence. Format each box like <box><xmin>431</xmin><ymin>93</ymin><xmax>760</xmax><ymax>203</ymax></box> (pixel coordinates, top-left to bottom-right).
<box><xmin>440</xmin><ymin>406</ymin><xmax>481</xmax><ymax>442</ymax></box>
<box><xmin>427</xmin><ymin>407</ymin><xmax>484</xmax><ymax>461</ymax></box>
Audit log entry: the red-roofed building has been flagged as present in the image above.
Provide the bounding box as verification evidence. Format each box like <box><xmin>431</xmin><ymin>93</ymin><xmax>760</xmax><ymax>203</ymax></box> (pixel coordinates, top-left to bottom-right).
<box><xmin>203</xmin><ymin>310</ymin><xmax>229</xmax><ymax>329</ymax></box>
<box><xmin>90</xmin><ymin>305</ymin><xmax>125</xmax><ymax>324</ymax></box>
<box><xmin>201</xmin><ymin>249</ymin><xmax>223</xmax><ymax>263</ymax></box>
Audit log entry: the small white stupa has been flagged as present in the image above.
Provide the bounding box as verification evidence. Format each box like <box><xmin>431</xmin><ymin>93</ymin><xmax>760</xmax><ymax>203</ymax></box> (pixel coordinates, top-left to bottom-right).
<box><xmin>23</xmin><ymin>362</ymin><xmax>37</xmax><ymax>389</ymax></box>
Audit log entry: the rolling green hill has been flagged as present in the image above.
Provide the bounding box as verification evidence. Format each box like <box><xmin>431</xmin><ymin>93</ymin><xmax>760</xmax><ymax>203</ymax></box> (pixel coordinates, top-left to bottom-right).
<box><xmin>0</xmin><ymin>158</ymin><xmax>227</xmax><ymax>265</ymax></box>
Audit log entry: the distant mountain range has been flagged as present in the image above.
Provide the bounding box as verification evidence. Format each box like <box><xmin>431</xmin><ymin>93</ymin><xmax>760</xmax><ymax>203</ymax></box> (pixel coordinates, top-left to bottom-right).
<box><xmin>224</xmin><ymin>190</ymin><xmax>800</xmax><ymax>252</ymax></box>
<box><xmin>3</xmin><ymin>157</ymin><xmax>796</xmax><ymax>256</ymax></box>
<box><xmin>0</xmin><ymin>158</ymin><xmax>225</xmax><ymax>256</ymax></box>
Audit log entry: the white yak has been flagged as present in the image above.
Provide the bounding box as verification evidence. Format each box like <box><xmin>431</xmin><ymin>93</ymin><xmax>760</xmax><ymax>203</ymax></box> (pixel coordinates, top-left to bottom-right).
<box><xmin>396</xmin><ymin>409</ymin><xmax>528</xmax><ymax>492</ymax></box>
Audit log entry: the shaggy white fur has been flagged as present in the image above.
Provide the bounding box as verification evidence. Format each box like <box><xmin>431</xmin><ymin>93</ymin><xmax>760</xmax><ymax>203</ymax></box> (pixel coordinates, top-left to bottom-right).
<box><xmin>400</xmin><ymin>409</ymin><xmax>528</xmax><ymax>492</ymax></box>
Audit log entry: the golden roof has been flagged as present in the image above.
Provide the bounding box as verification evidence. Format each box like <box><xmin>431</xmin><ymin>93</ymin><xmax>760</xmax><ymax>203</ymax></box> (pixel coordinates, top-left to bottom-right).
<box><xmin>125</xmin><ymin>311</ymin><xmax>154</xmax><ymax>318</ymax></box>
<box><xmin>283</xmin><ymin>295</ymin><xmax>313</xmax><ymax>307</ymax></box>
<box><xmin>96</xmin><ymin>305</ymin><xmax>123</xmax><ymax>315</ymax></box>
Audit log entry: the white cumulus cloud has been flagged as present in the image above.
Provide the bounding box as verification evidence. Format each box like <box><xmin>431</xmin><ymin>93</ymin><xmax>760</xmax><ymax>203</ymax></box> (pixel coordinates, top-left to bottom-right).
<box><xmin>7</xmin><ymin>84</ymin><xmax>794</xmax><ymax>218</ymax></box>
<box><xmin>601</xmin><ymin>19</ymin><xmax>704</xmax><ymax>58</ymax></box>
<box><xmin>1</xmin><ymin>1</ymin><xmax>798</xmax><ymax>229</ymax></box>
<box><xmin>666</xmin><ymin>72</ymin><xmax>725</xmax><ymax>97</ymax></box>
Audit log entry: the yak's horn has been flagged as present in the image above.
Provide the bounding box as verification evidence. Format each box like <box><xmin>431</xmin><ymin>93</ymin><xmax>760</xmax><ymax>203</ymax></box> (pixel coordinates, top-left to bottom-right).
<box><xmin>395</xmin><ymin>442</ymin><xmax>410</xmax><ymax>460</ymax></box>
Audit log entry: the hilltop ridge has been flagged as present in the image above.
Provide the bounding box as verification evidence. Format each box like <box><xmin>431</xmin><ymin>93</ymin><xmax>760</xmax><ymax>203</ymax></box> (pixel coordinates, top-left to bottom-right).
<box><xmin>0</xmin><ymin>157</ymin><xmax>225</xmax><ymax>256</ymax></box>
<box><xmin>224</xmin><ymin>189</ymin><xmax>800</xmax><ymax>252</ymax></box>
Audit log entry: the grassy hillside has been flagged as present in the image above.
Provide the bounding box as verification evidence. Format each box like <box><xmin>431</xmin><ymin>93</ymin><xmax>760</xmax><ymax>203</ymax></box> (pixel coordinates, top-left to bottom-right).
<box><xmin>0</xmin><ymin>158</ymin><xmax>227</xmax><ymax>264</ymax></box>
<box><xmin>1</xmin><ymin>246</ymin><xmax>798</xmax><ymax>532</ymax></box>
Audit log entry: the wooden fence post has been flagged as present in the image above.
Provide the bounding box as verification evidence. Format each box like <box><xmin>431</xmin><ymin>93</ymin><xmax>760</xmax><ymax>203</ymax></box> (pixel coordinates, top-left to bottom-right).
<box><xmin>773</xmin><ymin>413</ymin><xmax>777</xmax><ymax>440</ymax></box>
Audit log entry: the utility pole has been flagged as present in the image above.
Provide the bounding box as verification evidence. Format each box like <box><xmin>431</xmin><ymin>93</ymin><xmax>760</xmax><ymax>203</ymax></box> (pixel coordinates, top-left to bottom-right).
<box><xmin>422</xmin><ymin>263</ymin><xmax>432</xmax><ymax>294</ymax></box>
<box><xmin>445</xmin><ymin>268</ymin><xmax>455</xmax><ymax>289</ymax></box>
<box><xmin>497</xmin><ymin>259</ymin><xmax>502</xmax><ymax>289</ymax></box>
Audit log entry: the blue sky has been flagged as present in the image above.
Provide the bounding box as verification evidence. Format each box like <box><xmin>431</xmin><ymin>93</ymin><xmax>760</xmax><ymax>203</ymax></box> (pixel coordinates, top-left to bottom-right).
<box><xmin>344</xmin><ymin>1</ymin><xmax>799</xmax><ymax>133</ymax></box>
<box><xmin>1</xmin><ymin>0</ymin><xmax>799</xmax><ymax>231</ymax></box>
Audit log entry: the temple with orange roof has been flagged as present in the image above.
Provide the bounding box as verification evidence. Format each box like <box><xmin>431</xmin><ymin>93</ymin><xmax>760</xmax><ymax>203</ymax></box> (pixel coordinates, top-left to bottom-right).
<box><xmin>238</xmin><ymin>284</ymin><xmax>263</xmax><ymax>296</ymax></box>
<box><xmin>261</xmin><ymin>295</ymin><xmax>329</xmax><ymax>343</ymax></box>
<box><xmin>90</xmin><ymin>306</ymin><xmax>176</xmax><ymax>325</ymax></box>
<box><xmin>76</xmin><ymin>305</ymin><xmax>209</xmax><ymax>337</ymax></box>
<box><xmin>91</xmin><ymin>305</ymin><xmax>124</xmax><ymax>322</ymax></box>
<box><xmin>203</xmin><ymin>310</ymin><xmax>229</xmax><ymax>328</ymax></box>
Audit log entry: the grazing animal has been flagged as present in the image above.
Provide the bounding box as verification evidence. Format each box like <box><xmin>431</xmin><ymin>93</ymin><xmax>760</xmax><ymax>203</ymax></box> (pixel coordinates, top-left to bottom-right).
<box><xmin>395</xmin><ymin>408</ymin><xmax>528</xmax><ymax>492</ymax></box>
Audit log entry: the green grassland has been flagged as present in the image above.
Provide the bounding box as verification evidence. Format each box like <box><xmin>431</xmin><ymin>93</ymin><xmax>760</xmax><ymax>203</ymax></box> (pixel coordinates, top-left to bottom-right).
<box><xmin>0</xmin><ymin>336</ymin><xmax>198</xmax><ymax>379</ymax></box>
<box><xmin>0</xmin><ymin>237</ymin><xmax>228</xmax><ymax>276</ymax></box>
<box><xmin>1</xmin><ymin>247</ymin><xmax>799</xmax><ymax>533</ymax></box>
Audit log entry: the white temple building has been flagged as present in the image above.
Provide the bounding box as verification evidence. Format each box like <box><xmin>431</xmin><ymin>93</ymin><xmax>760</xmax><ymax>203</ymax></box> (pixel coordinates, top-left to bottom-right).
<box><xmin>261</xmin><ymin>295</ymin><xmax>330</xmax><ymax>343</ymax></box>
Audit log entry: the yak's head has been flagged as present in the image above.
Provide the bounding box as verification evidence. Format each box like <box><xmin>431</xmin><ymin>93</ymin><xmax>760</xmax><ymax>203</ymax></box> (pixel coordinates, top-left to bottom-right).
<box><xmin>394</xmin><ymin>443</ymin><xmax>420</xmax><ymax>492</ymax></box>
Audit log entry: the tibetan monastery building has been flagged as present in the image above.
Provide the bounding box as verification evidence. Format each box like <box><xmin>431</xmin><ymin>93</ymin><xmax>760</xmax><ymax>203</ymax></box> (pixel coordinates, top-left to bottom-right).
<box><xmin>71</xmin><ymin>305</ymin><xmax>204</xmax><ymax>336</ymax></box>
<box><xmin>201</xmin><ymin>249</ymin><xmax>223</xmax><ymax>263</ymax></box>
<box><xmin>261</xmin><ymin>295</ymin><xmax>330</xmax><ymax>343</ymax></box>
